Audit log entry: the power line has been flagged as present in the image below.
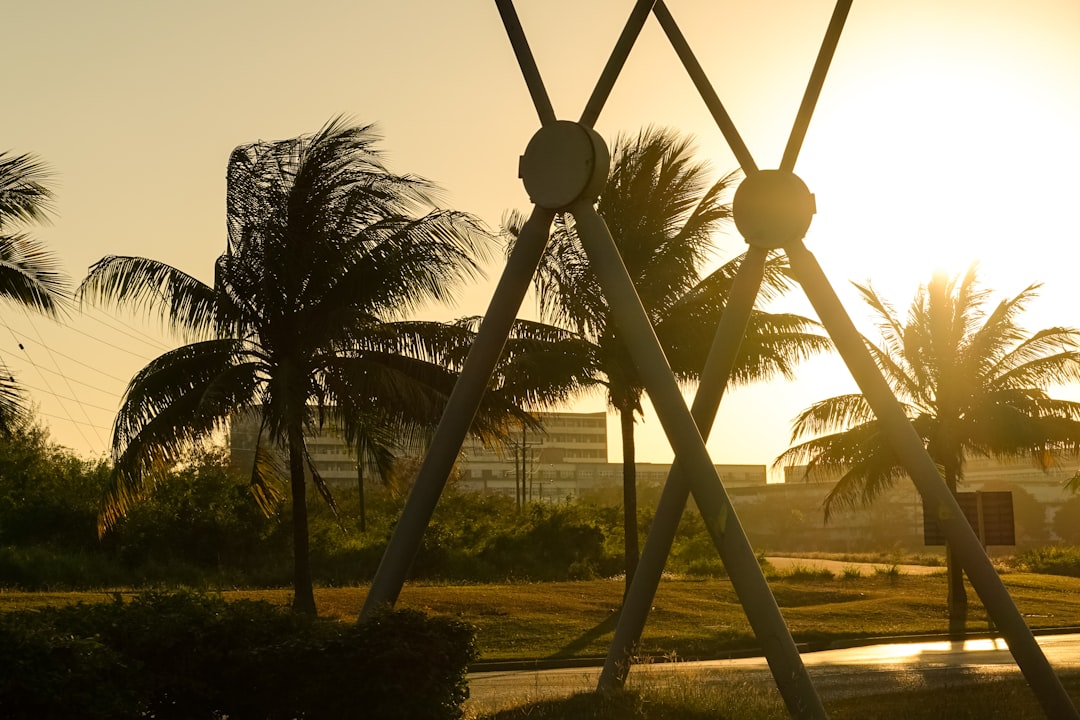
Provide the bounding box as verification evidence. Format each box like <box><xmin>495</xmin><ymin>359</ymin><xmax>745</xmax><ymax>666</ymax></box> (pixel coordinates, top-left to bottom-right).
<box><xmin>73</xmin><ymin>302</ymin><xmax>172</xmax><ymax>353</ymax></box>
<box><xmin>35</xmin><ymin>410</ymin><xmax>112</xmax><ymax>433</ymax></box>
<box><xmin>16</xmin><ymin>379</ymin><xmax>118</xmax><ymax>414</ymax></box>
<box><xmin>13</xmin><ymin>309</ymin><xmax>101</xmax><ymax>448</ymax></box>
<box><xmin>52</xmin><ymin>319</ymin><xmax>158</xmax><ymax>362</ymax></box>
<box><xmin>3</xmin><ymin>340</ymin><xmax>130</xmax><ymax>389</ymax></box>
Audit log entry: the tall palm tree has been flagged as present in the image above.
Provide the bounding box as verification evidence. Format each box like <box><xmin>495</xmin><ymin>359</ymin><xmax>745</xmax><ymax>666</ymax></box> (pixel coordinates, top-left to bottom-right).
<box><xmin>76</xmin><ymin>117</ymin><xmax>495</xmax><ymax>615</ymax></box>
<box><xmin>516</xmin><ymin>127</ymin><xmax>830</xmax><ymax>590</ymax></box>
<box><xmin>0</xmin><ymin>151</ymin><xmax>69</xmax><ymax>432</ymax></box>
<box><xmin>777</xmin><ymin>265</ymin><xmax>1080</xmax><ymax>634</ymax></box>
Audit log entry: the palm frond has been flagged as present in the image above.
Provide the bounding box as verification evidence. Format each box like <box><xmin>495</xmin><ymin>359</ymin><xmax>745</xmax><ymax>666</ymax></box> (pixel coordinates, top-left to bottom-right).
<box><xmin>0</xmin><ymin>151</ymin><xmax>55</xmax><ymax>227</ymax></box>
<box><xmin>100</xmin><ymin>340</ymin><xmax>261</xmax><ymax>533</ymax></box>
<box><xmin>329</xmin><ymin>210</ymin><xmax>491</xmax><ymax>319</ymax></box>
<box><xmin>852</xmin><ymin>281</ymin><xmax>906</xmax><ymax>359</ymax></box>
<box><xmin>248</xmin><ymin>441</ymin><xmax>287</xmax><ymax>516</ymax></box>
<box><xmin>494</xmin><ymin>320</ymin><xmax>602</xmax><ymax>409</ymax></box>
<box><xmin>303</xmin><ymin>447</ymin><xmax>341</xmax><ymax>523</ymax></box>
<box><xmin>785</xmin><ymin>394</ymin><xmax>880</xmax><ymax>443</ymax></box>
<box><xmin>864</xmin><ymin>340</ymin><xmax>925</xmax><ymax>408</ymax></box>
<box><xmin>0</xmin><ymin>233</ymin><xmax>69</xmax><ymax>317</ymax></box>
<box><xmin>988</xmin><ymin>328</ymin><xmax>1080</xmax><ymax>389</ymax></box>
<box><xmin>0</xmin><ymin>367</ymin><xmax>27</xmax><ymax>435</ymax></box>
<box><xmin>77</xmin><ymin>255</ymin><xmax>218</xmax><ymax>339</ymax></box>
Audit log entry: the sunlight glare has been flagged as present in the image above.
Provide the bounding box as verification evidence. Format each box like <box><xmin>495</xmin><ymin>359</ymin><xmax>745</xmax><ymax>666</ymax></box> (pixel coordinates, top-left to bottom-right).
<box><xmin>798</xmin><ymin>31</ymin><xmax>1076</xmax><ymax>305</ymax></box>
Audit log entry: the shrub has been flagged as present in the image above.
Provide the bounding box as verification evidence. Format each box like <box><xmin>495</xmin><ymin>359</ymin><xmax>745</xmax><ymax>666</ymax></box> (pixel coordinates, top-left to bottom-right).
<box><xmin>784</xmin><ymin>563</ymin><xmax>835</xmax><ymax>581</ymax></box>
<box><xmin>477</xmin><ymin>503</ymin><xmax>617</xmax><ymax>581</ymax></box>
<box><xmin>0</xmin><ymin>618</ymin><xmax>134</xmax><ymax>719</ymax></box>
<box><xmin>841</xmin><ymin>565</ymin><xmax>863</xmax><ymax>580</ymax></box>
<box><xmin>683</xmin><ymin>558</ymin><xmax>727</xmax><ymax>577</ymax></box>
<box><xmin>0</xmin><ymin>590</ymin><xmax>477</xmax><ymax>720</ymax></box>
<box><xmin>1012</xmin><ymin>545</ymin><xmax>1080</xmax><ymax>577</ymax></box>
<box><xmin>874</xmin><ymin>563</ymin><xmax>902</xmax><ymax>581</ymax></box>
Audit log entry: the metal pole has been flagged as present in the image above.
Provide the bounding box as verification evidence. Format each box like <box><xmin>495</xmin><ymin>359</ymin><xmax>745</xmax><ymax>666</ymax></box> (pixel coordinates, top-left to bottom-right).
<box><xmin>578</xmin><ymin>0</ymin><xmax>656</xmax><ymax>128</ymax></box>
<box><xmin>780</xmin><ymin>0</ymin><xmax>853</xmax><ymax>172</ymax></box>
<box><xmin>360</xmin><ymin>206</ymin><xmax>555</xmax><ymax>620</ymax></box>
<box><xmin>652</xmin><ymin>1</ymin><xmax>758</xmax><ymax>175</ymax></box>
<box><xmin>495</xmin><ymin>0</ymin><xmax>557</xmax><ymax>126</ymax></box>
<box><xmin>572</xmin><ymin>202</ymin><xmax>825</xmax><ymax>719</ymax></box>
<box><xmin>786</xmin><ymin>240</ymin><xmax>1078</xmax><ymax>720</ymax></box>
<box><xmin>599</xmin><ymin>245</ymin><xmax>769</xmax><ymax>689</ymax></box>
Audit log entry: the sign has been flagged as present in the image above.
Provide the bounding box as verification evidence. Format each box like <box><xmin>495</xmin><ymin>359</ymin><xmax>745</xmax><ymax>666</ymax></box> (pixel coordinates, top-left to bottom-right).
<box><xmin>923</xmin><ymin>491</ymin><xmax>1015</xmax><ymax>546</ymax></box>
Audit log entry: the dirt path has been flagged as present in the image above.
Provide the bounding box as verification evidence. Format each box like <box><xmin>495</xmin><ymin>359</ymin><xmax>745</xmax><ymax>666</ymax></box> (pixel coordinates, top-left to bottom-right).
<box><xmin>765</xmin><ymin>556</ymin><xmax>945</xmax><ymax>576</ymax></box>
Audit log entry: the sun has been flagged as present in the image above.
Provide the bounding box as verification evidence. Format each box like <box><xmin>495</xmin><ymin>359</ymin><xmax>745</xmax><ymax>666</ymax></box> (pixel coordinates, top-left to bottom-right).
<box><xmin>789</xmin><ymin>7</ymin><xmax>1079</xmax><ymax>310</ymax></box>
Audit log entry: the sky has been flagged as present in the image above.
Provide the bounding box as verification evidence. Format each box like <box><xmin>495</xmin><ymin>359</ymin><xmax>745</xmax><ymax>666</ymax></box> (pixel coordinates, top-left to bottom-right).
<box><xmin>3</xmin><ymin>1</ymin><xmax>1080</xmax><ymax>480</ymax></box>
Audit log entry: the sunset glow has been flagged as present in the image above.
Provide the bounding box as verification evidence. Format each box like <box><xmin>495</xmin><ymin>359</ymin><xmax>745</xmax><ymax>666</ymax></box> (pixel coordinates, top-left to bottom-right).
<box><xmin>3</xmin><ymin>1</ymin><xmax>1078</xmax><ymax>470</ymax></box>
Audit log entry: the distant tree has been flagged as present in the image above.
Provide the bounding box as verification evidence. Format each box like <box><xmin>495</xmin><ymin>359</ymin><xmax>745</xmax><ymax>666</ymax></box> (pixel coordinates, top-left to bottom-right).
<box><xmin>0</xmin><ymin>414</ymin><xmax>108</xmax><ymax>549</ymax></box>
<box><xmin>0</xmin><ymin>152</ymin><xmax>69</xmax><ymax>431</ymax></box>
<box><xmin>77</xmin><ymin>117</ymin><xmax>497</xmax><ymax>615</ymax></box>
<box><xmin>107</xmin><ymin>447</ymin><xmax>280</xmax><ymax>579</ymax></box>
<box><xmin>1053</xmin><ymin>496</ymin><xmax>1080</xmax><ymax>545</ymax></box>
<box><xmin>777</xmin><ymin>265</ymin><xmax>1080</xmax><ymax>635</ymax></box>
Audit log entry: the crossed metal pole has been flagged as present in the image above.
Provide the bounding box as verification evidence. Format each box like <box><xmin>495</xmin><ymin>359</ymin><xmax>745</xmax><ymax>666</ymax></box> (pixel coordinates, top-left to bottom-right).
<box><xmin>361</xmin><ymin>3</ymin><xmax>1077</xmax><ymax>719</ymax></box>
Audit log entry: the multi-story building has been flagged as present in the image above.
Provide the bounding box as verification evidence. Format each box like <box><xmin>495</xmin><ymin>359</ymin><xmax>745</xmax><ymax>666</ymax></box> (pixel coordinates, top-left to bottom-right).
<box><xmin>229</xmin><ymin>410</ymin><xmax>1080</xmax><ymax>548</ymax></box>
<box><xmin>228</xmin><ymin>409</ymin><xmax>768</xmax><ymax>501</ymax></box>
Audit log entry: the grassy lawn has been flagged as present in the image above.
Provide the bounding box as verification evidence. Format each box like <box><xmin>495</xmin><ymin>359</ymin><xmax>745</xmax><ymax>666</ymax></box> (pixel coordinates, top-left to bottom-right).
<box><xmin>4</xmin><ymin>569</ymin><xmax>1080</xmax><ymax>663</ymax></box>
<box><xmin>471</xmin><ymin>673</ymin><xmax>1080</xmax><ymax>720</ymax></box>
<box><xmin>6</xmin><ymin>571</ymin><xmax>1080</xmax><ymax>718</ymax></box>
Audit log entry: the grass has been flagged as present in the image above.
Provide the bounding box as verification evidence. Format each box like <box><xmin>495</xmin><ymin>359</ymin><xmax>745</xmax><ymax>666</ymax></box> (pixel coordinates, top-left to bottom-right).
<box><xmin>7</xmin><ymin>570</ymin><xmax>1080</xmax><ymax>718</ymax></box>
<box><xmin>4</xmin><ymin>570</ymin><xmax>1080</xmax><ymax>663</ymax></box>
<box><xmin>468</xmin><ymin>672</ymin><xmax>1080</xmax><ymax>719</ymax></box>
<box><xmin>403</xmin><ymin>571</ymin><xmax>1080</xmax><ymax>661</ymax></box>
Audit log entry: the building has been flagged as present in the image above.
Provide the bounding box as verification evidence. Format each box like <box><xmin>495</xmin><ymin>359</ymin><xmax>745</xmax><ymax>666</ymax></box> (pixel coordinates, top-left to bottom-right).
<box><xmin>228</xmin><ymin>409</ymin><xmax>767</xmax><ymax>501</ymax></box>
<box><xmin>779</xmin><ymin>453</ymin><xmax>1080</xmax><ymax>550</ymax></box>
<box><xmin>229</xmin><ymin>410</ymin><xmax>1080</xmax><ymax>548</ymax></box>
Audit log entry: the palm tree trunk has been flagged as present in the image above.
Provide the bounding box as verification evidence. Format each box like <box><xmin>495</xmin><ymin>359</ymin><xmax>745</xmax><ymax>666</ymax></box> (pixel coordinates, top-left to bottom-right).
<box><xmin>288</xmin><ymin>420</ymin><xmax>317</xmax><ymax>616</ymax></box>
<box><xmin>357</xmin><ymin>458</ymin><xmax>366</xmax><ymax>533</ymax></box>
<box><xmin>944</xmin><ymin>467</ymin><xmax>967</xmax><ymax>639</ymax></box>
<box><xmin>620</xmin><ymin>407</ymin><xmax>639</xmax><ymax>595</ymax></box>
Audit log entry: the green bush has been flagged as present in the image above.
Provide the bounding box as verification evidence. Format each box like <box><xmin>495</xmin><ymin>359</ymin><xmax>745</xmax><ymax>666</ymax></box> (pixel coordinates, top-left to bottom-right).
<box><xmin>0</xmin><ymin>619</ymin><xmax>133</xmax><ymax>719</ymax></box>
<box><xmin>1012</xmin><ymin>545</ymin><xmax>1080</xmax><ymax>577</ymax></box>
<box><xmin>0</xmin><ymin>545</ymin><xmax>128</xmax><ymax>590</ymax></box>
<box><xmin>0</xmin><ymin>419</ymin><xmax>753</xmax><ymax>587</ymax></box>
<box><xmin>0</xmin><ymin>590</ymin><xmax>477</xmax><ymax>720</ymax></box>
<box><xmin>477</xmin><ymin>503</ymin><xmax>620</xmax><ymax>581</ymax></box>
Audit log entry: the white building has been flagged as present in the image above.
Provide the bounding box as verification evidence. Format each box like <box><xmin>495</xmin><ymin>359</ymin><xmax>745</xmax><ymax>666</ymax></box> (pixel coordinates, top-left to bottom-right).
<box><xmin>228</xmin><ymin>409</ymin><xmax>767</xmax><ymax>501</ymax></box>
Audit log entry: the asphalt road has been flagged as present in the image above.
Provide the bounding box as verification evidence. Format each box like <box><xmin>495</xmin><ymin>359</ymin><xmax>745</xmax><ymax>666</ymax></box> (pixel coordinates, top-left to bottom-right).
<box><xmin>466</xmin><ymin>633</ymin><xmax>1080</xmax><ymax>715</ymax></box>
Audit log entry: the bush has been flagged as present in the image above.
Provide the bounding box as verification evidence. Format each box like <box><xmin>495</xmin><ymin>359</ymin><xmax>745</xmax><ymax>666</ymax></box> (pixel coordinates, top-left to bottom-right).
<box><xmin>1011</xmin><ymin>545</ymin><xmax>1080</xmax><ymax>577</ymax></box>
<box><xmin>477</xmin><ymin>503</ymin><xmax>619</xmax><ymax>581</ymax></box>
<box><xmin>0</xmin><ymin>590</ymin><xmax>477</xmax><ymax>720</ymax></box>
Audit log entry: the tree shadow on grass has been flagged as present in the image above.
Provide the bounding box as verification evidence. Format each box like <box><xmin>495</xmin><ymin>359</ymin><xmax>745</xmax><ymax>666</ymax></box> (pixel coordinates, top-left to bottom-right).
<box><xmin>549</xmin><ymin>609</ymin><xmax>620</xmax><ymax>659</ymax></box>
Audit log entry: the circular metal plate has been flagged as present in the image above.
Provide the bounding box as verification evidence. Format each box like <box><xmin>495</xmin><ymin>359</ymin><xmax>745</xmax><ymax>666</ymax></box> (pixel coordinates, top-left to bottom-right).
<box><xmin>518</xmin><ymin>121</ymin><xmax>609</xmax><ymax>210</ymax></box>
<box><xmin>732</xmin><ymin>170</ymin><xmax>816</xmax><ymax>249</ymax></box>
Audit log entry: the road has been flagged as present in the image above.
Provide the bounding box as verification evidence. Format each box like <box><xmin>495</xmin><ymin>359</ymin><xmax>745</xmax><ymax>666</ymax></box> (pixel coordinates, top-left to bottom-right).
<box><xmin>466</xmin><ymin>633</ymin><xmax>1080</xmax><ymax>715</ymax></box>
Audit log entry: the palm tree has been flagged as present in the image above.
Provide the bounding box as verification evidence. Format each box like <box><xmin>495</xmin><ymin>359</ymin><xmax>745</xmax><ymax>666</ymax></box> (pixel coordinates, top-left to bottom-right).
<box><xmin>76</xmin><ymin>117</ymin><xmax>494</xmax><ymax>615</ymax></box>
<box><xmin>0</xmin><ymin>151</ymin><xmax>69</xmax><ymax>432</ymax></box>
<box><xmin>516</xmin><ymin>127</ymin><xmax>830</xmax><ymax>590</ymax></box>
<box><xmin>777</xmin><ymin>264</ymin><xmax>1080</xmax><ymax>634</ymax></box>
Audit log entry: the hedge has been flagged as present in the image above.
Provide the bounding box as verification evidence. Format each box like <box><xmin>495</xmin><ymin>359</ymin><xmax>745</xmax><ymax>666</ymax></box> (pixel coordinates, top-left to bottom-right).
<box><xmin>0</xmin><ymin>590</ymin><xmax>477</xmax><ymax>720</ymax></box>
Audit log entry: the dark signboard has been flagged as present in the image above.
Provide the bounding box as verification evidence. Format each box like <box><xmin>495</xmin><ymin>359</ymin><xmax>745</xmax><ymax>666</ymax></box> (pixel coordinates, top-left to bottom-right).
<box><xmin>923</xmin><ymin>491</ymin><xmax>1015</xmax><ymax>546</ymax></box>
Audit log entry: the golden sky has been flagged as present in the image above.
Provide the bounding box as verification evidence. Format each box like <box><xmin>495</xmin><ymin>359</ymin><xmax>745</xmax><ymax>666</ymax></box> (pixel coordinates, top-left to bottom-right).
<box><xmin>3</xmin><ymin>1</ymin><xmax>1079</xmax><ymax>474</ymax></box>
